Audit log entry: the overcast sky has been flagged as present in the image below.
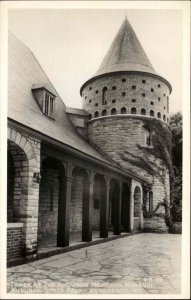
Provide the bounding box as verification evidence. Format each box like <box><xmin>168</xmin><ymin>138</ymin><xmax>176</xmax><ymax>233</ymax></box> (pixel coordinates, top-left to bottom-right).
<box><xmin>9</xmin><ymin>8</ymin><xmax>182</xmax><ymax>114</ymax></box>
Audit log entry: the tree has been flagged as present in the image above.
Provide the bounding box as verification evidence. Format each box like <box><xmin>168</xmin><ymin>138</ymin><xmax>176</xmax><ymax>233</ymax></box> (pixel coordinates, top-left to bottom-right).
<box><xmin>169</xmin><ymin>112</ymin><xmax>182</xmax><ymax>222</ymax></box>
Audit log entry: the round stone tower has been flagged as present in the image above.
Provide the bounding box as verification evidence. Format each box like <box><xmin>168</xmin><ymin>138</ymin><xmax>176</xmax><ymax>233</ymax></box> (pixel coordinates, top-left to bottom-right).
<box><xmin>80</xmin><ymin>18</ymin><xmax>172</xmax><ymax>232</ymax></box>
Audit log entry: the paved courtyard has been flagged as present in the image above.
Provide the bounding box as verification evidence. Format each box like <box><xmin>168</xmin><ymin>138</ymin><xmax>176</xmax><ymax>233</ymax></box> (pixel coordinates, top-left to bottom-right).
<box><xmin>7</xmin><ymin>233</ymin><xmax>181</xmax><ymax>295</ymax></box>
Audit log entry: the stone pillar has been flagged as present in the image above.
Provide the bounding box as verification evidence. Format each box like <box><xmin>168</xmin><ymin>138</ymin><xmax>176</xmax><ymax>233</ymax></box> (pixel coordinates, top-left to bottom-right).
<box><xmin>100</xmin><ymin>177</ymin><xmax>110</xmax><ymax>238</ymax></box>
<box><xmin>57</xmin><ymin>161</ymin><xmax>73</xmax><ymax>247</ymax></box>
<box><xmin>130</xmin><ymin>180</ymin><xmax>134</xmax><ymax>232</ymax></box>
<box><xmin>82</xmin><ymin>171</ymin><xmax>94</xmax><ymax>242</ymax></box>
<box><xmin>113</xmin><ymin>182</ymin><xmax>122</xmax><ymax>235</ymax></box>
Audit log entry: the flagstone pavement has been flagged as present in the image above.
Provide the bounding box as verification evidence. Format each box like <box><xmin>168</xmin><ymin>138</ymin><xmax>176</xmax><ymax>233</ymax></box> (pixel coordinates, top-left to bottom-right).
<box><xmin>7</xmin><ymin>233</ymin><xmax>181</xmax><ymax>295</ymax></box>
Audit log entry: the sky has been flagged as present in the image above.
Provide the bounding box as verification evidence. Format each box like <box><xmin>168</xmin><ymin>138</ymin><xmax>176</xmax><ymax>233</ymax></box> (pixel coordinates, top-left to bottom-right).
<box><xmin>9</xmin><ymin>8</ymin><xmax>183</xmax><ymax>114</ymax></box>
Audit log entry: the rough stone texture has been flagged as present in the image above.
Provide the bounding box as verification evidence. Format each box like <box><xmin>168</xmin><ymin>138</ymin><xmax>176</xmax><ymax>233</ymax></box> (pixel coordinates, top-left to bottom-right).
<box><xmin>88</xmin><ymin>116</ymin><xmax>170</xmax><ymax>232</ymax></box>
<box><xmin>82</xmin><ymin>73</ymin><xmax>170</xmax><ymax>123</ymax></box>
<box><xmin>7</xmin><ymin>225</ymin><xmax>24</xmax><ymax>262</ymax></box>
<box><xmin>38</xmin><ymin>168</ymin><xmax>59</xmax><ymax>237</ymax></box>
<box><xmin>70</xmin><ymin>175</ymin><xmax>83</xmax><ymax>233</ymax></box>
<box><xmin>8</xmin><ymin>127</ymin><xmax>41</xmax><ymax>257</ymax></box>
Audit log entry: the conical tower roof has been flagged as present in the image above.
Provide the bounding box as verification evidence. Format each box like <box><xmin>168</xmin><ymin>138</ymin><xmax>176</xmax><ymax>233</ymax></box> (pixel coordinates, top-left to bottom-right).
<box><xmin>95</xmin><ymin>17</ymin><xmax>157</xmax><ymax>76</ymax></box>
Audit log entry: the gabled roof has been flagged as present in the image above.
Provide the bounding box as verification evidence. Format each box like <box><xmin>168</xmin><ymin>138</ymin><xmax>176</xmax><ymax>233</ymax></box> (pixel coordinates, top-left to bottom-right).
<box><xmin>95</xmin><ymin>17</ymin><xmax>157</xmax><ymax>76</ymax></box>
<box><xmin>7</xmin><ymin>33</ymin><xmax>114</xmax><ymax>165</ymax></box>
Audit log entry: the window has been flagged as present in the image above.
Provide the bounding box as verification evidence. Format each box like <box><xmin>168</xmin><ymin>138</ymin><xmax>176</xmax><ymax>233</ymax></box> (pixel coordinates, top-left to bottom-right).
<box><xmin>164</xmin><ymin>93</ymin><xmax>166</xmax><ymax>97</ymax></box>
<box><xmin>102</xmin><ymin>109</ymin><xmax>107</xmax><ymax>116</ymax></box>
<box><xmin>157</xmin><ymin>112</ymin><xmax>161</xmax><ymax>119</ymax></box>
<box><xmin>102</xmin><ymin>87</ymin><xmax>108</xmax><ymax>105</ymax></box>
<box><xmin>132</xmin><ymin>85</ymin><xmax>136</xmax><ymax>90</ymax></box>
<box><xmin>94</xmin><ymin>111</ymin><xmax>99</xmax><ymax>118</ymax></box>
<box><xmin>89</xmin><ymin>86</ymin><xmax>92</xmax><ymax>90</ymax></box>
<box><xmin>88</xmin><ymin>114</ymin><xmax>92</xmax><ymax>120</ymax></box>
<box><xmin>122</xmin><ymin>92</ymin><xmax>126</xmax><ymax>97</ymax></box>
<box><xmin>95</xmin><ymin>103</ymin><xmax>98</xmax><ymax>107</ymax></box>
<box><xmin>132</xmin><ymin>99</ymin><xmax>136</xmax><ymax>103</ymax></box>
<box><xmin>151</xmin><ymin>88</ymin><xmax>154</xmax><ymax>92</ymax></box>
<box><xmin>89</xmin><ymin>99</ymin><xmax>91</xmax><ymax>103</ymax></box>
<box><xmin>44</xmin><ymin>93</ymin><xmax>55</xmax><ymax>118</ymax></box>
<box><xmin>167</xmin><ymin>96</ymin><xmax>169</xmax><ymax>113</ymax></box>
<box><xmin>122</xmin><ymin>78</ymin><xmax>126</xmax><ymax>82</ymax></box>
<box><xmin>142</xmin><ymin>93</ymin><xmax>145</xmax><ymax>97</ymax></box>
<box><xmin>158</xmin><ymin>84</ymin><xmax>161</xmax><ymax>88</ymax></box>
<box><xmin>158</xmin><ymin>97</ymin><xmax>160</xmax><ymax>101</ymax></box>
<box><xmin>149</xmin><ymin>191</ymin><xmax>153</xmax><ymax>212</ymax></box>
<box><xmin>150</xmin><ymin>110</ymin><xmax>154</xmax><ymax>117</ymax></box>
<box><xmin>111</xmin><ymin>108</ymin><xmax>117</xmax><ymax>115</ymax></box>
<box><xmin>150</xmin><ymin>101</ymin><xmax>154</xmax><ymax>105</ymax></box>
<box><xmin>112</xmin><ymin>86</ymin><xmax>116</xmax><ymax>90</ymax></box>
<box><xmin>121</xmin><ymin>107</ymin><xmax>127</xmax><ymax>114</ymax></box>
<box><xmin>131</xmin><ymin>107</ymin><xmax>137</xmax><ymax>114</ymax></box>
<box><xmin>141</xmin><ymin>108</ymin><xmax>146</xmax><ymax>115</ymax></box>
<box><xmin>142</xmin><ymin>80</ymin><xmax>146</xmax><ymax>84</ymax></box>
<box><xmin>164</xmin><ymin>106</ymin><xmax>166</xmax><ymax>110</ymax></box>
<box><xmin>112</xmin><ymin>99</ymin><xmax>116</xmax><ymax>103</ymax></box>
<box><xmin>96</xmin><ymin>90</ymin><xmax>98</xmax><ymax>94</ymax></box>
<box><xmin>163</xmin><ymin>115</ymin><xmax>166</xmax><ymax>121</ymax></box>
<box><xmin>141</xmin><ymin>126</ymin><xmax>152</xmax><ymax>146</ymax></box>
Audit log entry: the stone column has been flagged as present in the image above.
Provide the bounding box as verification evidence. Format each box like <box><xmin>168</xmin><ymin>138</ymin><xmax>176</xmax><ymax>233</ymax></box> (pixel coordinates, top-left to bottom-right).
<box><xmin>57</xmin><ymin>161</ymin><xmax>73</xmax><ymax>247</ymax></box>
<box><xmin>130</xmin><ymin>180</ymin><xmax>134</xmax><ymax>232</ymax></box>
<box><xmin>113</xmin><ymin>182</ymin><xmax>122</xmax><ymax>235</ymax></box>
<box><xmin>82</xmin><ymin>171</ymin><xmax>94</xmax><ymax>242</ymax></box>
<box><xmin>100</xmin><ymin>177</ymin><xmax>110</xmax><ymax>238</ymax></box>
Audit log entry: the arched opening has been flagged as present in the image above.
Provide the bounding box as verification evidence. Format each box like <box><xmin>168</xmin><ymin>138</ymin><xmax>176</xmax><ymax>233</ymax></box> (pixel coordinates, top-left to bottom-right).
<box><xmin>157</xmin><ymin>112</ymin><xmax>161</xmax><ymax>119</ymax></box>
<box><xmin>38</xmin><ymin>157</ymin><xmax>65</xmax><ymax>249</ymax></box>
<box><xmin>163</xmin><ymin>114</ymin><xmax>166</xmax><ymax>121</ymax></box>
<box><xmin>88</xmin><ymin>114</ymin><xmax>92</xmax><ymax>120</ymax></box>
<box><xmin>94</xmin><ymin>111</ymin><xmax>99</xmax><ymax>118</ymax></box>
<box><xmin>134</xmin><ymin>186</ymin><xmax>142</xmax><ymax>232</ymax></box>
<box><xmin>102</xmin><ymin>109</ymin><xmax>107</xmax><ymax>116</ymax></box>
<box><xmin>131</xmin><ymin>107</ymin><xmax>137</xmax><ymax>114</ymax></box>
<box><xmin>111</xmin><ymin>108</ymin><xmax>117</xmax><ymax>115</ymax></box>
<box><xmin>150</xmin><ymin>110</ymin><xmax>154</xmax><ymax>117</ymax></box>
<box><xmin>141</xmin><ymin>108</ymin><xmax>146</xmax><ymax>115</ymax></box>
<box><xmin>121</xmin><ymin>183</ymin><xmax>130</xmax><ymax>232</ymax></box>
<box><xmin>141</xmin><ymin>126</ymin><xmax>152</xmax><ymax>146</ymax></box>
<box><xmin>121</xmin><ymin>107</ymin><xmax>127</xmax><ymax>114</ymax></box>
<box><xmin>102</xmin><ymin>87</ymin><xmax>108</xmax><ymax>105</ymax></box>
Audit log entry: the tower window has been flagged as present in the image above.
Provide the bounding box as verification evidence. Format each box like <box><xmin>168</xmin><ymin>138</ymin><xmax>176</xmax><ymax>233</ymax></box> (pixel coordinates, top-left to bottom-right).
<box><xmin>163</xmin><ymin>115</ymin><xmax>166</xmax><ymax>121</ymax></box>
<box><xmin>141</xmin><ymin>126</ymin><xmax>152</xmax><ymax>146</ymax></box>
<box><xmin>95</xmin><ymin>90</ymin><xmax>98</xmax><ymax>94</ymax></box>
<box><xmin>132</xmin><ymin>85</ymin><xmax>136</xmax><ymax>90</ymax></box>
<box><xmin>111</xmin><ymin>108</ymin><xmax>117</xmax><ymax>115</ymax></box>
<box><xmin>122</xmin><ymin>78</ymin><xmax>126</xmax><ymax>82</ymax></box>
<box><xmin>102</xmin><ymin>109</ymin><xmax>107</xmax><ymax>116</ymax></box>
<box><xmin>121</xmin><ymin>107</ymin><xmax>127</xmax><ymax>114</ymax></box>
<box><xmin>89</xmin><ymin>99</ymin><xmax>91</xmax><ymax>103</ymax></box>
<box><xmin>94</xmin><ymin>111</ymin><xmax>99</xmax><ymax>118</ymax></box>
<box><xmin>131</xmin><ymin>107</ymin><xmax>137</xmax><ymax>114</ymax></box>
<box><xmin>150</xmin><ymin>110</ymin><xmax>154</xmax><ymax>117</ymax></box>
<box><xmin>88</xmin><ymin>114</ymin><xmax>92</xmax><ymax>120</ymax></box>
<box><xmin>112</xmin><ymin>86</ymin><xmax>116</xmax><ymax>90</ymax></box>
<box><xmin>85</xmin><ymin>96</ymin><xmax>87</xmax><ymax>100</ymax></box>
<box><xmin>158</xmin><ymin>84</ymin><xmax>161</xmax><ymax>88</ymax></box>
<box><xmin>102</xmin><ymin>87</ymin><xmax>108</xmax><ymax>105</ymax></box>
<box><xmin>122</xmin><ymin>92</ymin><xmax>126</xmax><ymax>97</ymax></box>
<box><xmin>95</xmin><ymin>103</ymin><xmax>98</xmax><ymax>107</ymax></box>
<box><xmin>112</xmin><ymin>100</ymin><xmax>116</xmax><ymax>103</ymax></box>
<box><xmin>89</xmin><ymin>86</ymin><xmax>92</xmax><ymax>90</ymax></box>
<box><xmin>142</xmin><ymin>93</ymin><xmax>145</xmax><ymax>97</ymax></box>
<box><xmin>164</xmin><ymin>93</ymin><xmax>166</xmax><ymax>97</ymax></box>
<box><xmin>157</xmin><ymin>112</ymin><xmax>161</xmax><ymax>119</ymax></box>
<box><xmin>164</xmin><ymin>106</ymin><xmax>166</xmax><ymax>110</ymax></box>
<box><xmin>150</xmin><ymin>101</ymin><xmax>154</xmax><ymax>105</ymax></box>
<box><xmin>141</xmin><ymin>108</ymin><xmax>146</xmax><ymax>115</ymax></box>
<box><xmin>158</xmin><ymin>97</ymin><xmax>160</xmax><ymax>101</ymax></box>
<box><xmin>151</xmin><ymin>88</ymin><xmax>154</xmax><ymax>92</ymax></box>
<box><xmin>132</xmin><ymin>99</ymin><xmax>136</xmax><ymax>103</ymax></box>
<box><xmin>142</xmin><ymin>80</ymin><xmax>146</xmax><ymax>83</ymax></box>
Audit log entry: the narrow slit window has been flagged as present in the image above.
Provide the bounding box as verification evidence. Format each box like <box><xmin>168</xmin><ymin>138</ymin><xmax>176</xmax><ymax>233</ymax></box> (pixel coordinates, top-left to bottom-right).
<box><xmin>102</xmin><ymin>87</ymin><xmax>108</xmax><ymax>105</ymax></box>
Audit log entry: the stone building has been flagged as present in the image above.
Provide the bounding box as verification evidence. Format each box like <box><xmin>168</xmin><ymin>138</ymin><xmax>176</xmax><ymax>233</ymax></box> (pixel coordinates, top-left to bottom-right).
<box><xmin>7</xmin><ymin>17</ymin><xmax>172</xmax><ymax>265</ymax></box>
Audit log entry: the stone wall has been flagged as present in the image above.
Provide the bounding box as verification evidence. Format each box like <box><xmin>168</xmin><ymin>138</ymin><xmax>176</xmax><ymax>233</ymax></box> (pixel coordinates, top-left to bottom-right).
<box><xmin>82</xmin><ymin>73</ymin><xmax>170</xmax><ymax>123</ymax></box>
<box><xmin>7</xmin><ymin>223</ymin><xmax>24</xmax><ymax>262</ymax></box>
<box><xmin>70</xmin><ymin>175</ymin><xmax>83</xmax><ymax>232</ymax></box>
<box><xmin>38</xmin><ymin>168</ymin><xmax>59</xmax><ymax>237</ymax></box>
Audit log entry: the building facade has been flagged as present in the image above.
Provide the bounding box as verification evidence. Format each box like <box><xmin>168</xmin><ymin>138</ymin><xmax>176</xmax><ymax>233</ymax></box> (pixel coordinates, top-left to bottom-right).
<box><xmin>7</xmin><ymin>18</ymin><xmax>172</xmax><ymax>265</ymax></box>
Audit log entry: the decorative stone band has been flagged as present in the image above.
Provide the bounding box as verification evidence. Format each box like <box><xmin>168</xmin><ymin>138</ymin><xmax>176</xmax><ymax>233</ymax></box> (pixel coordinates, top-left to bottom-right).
<box><xmin>7</xmin><ymin>223</ymin><xmax>24</xmax><ymax>228</ymax></box>
<box><xmin>88</xmin><ymin>114</ymin><xmax>170</xmax><ymax>126</ymax></box>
